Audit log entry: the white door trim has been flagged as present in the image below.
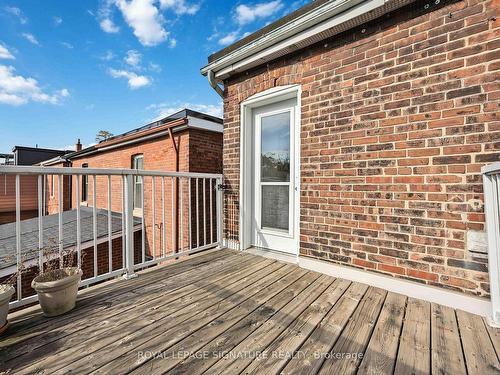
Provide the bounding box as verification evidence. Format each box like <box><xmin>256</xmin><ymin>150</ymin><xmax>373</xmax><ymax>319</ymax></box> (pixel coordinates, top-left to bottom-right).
<box><xmin>239</xmin><ymin>84</ymin><xmax>301</xmax><ymax>257</ymax></box>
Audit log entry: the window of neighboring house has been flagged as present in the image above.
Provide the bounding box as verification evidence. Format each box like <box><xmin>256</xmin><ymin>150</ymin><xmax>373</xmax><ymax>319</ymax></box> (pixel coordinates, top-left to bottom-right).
<box><xmin>50</xmin><ymin>175</ymin><xmax>55</xmax><ymax>198</ymax></box>
<box><xmin>81</xmin><ymin>164</ymin><xmax>89</xmax><ymax>203</ymax></box>
<box><xmin>132</xmin><ymin>155</ymin><xmax>144</xmax><ymax>210</ymax></box>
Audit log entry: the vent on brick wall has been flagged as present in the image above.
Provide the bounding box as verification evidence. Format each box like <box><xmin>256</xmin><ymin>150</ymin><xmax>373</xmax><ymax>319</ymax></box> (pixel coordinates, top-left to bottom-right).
<box><xmin>467</xmin><ymin>230</ymin><xmax>488</xmax><ymax>259</ymax></box>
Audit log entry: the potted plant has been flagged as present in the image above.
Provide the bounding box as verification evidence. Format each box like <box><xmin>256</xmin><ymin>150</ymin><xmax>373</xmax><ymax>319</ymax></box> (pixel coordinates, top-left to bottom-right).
<box><xmin>31</xmin><ymin>245</ymin><xmax>83</xmax><ymax>317</ymax></box>
<box><xmin>0</xmin><ymin>283</ymin><xmax>14</xmax><ymax>334</ymax></box>
<box><xmin>0</xmin><ymin>256</ymin><xmax>25</xmax><ymax>335</ymax></box>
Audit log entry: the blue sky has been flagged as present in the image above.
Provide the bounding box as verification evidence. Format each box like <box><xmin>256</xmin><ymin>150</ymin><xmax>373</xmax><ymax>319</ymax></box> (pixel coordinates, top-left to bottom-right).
<box><xmin>0</xmin><ymin>0</ymin><xmax>307</xmax><ymax>152</ymax></box>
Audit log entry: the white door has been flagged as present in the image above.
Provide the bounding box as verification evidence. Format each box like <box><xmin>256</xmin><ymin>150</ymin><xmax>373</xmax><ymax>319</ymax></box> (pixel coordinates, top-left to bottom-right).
<box><xmin>251</xmin><ymin>98</ymin><xmax>297</xmax><ymax>254</ymax></box>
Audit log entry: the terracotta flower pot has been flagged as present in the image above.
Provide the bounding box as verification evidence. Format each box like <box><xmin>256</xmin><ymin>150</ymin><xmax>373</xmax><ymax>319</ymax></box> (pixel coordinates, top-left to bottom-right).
<box><xmin>0</xmin><ymin>284</ymin><xmax>14</xmax><ymax>330</ymax></box>
<box><xmin>31</xmin><ymin>268</ymin><xmax>82</xmax><ymax>317</ymax></box>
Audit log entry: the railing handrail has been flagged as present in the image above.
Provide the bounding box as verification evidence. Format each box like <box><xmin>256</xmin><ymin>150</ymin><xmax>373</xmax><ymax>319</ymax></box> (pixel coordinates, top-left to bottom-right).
<box><xmin>0</xmin><ymin>165</ymin><xmax>223</xmax><ymax>179</ymax></box>
<box><xmin>482</xmin><ymin>162</ymin><xmax>500</xmax><ymax>175</ymax></box>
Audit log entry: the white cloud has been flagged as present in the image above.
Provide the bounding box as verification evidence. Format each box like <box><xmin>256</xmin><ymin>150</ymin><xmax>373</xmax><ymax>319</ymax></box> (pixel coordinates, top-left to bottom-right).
<box><xmin>0</xmin><ymin>44</ymin><xmax>14</xmax><ymax>60</ymax></box>
<box><xmin>235</xmin><ymin>1</ymin><xmax>283</xmax><ymax>25</ymax></box>
<box><xmin>53</xmin><ymin>16</ymin><xmax>63</xmax><ymax>26</ymax></box>
<box><xmin>100</xmin><ymin>18</ymin><xmax>120</xmax><ymax>33</ymax></box>
<box><xmin>124</xmin><ymin>49</ymin><xmax>141</xmax><ymax>66</ymax></box>
<box><xmin>148</xmin><ymin>102</ymin><xmax>223</xmax><ymax>119</ymax></box>
<box><xmin>108</xmin><ymin>68</ymin><xmax>151</xmax><ymax>89</ymax></box>
<box><xmin>0</xmin><ymin>65</ymin><xmax>70</xmax><ymax>106</ymax></box>
<box><xmin>22</xmin><ymin>33</ymin><xmax>40</xmax><ymax>46</ymax></box>
<box><xmin>101</xmin><ymin>50</ymin><xmax>115</xmax><ymax>61</ymax></box>
<box><xmin>218</xmin><ymin>31</ymin><xmax>239</xmax><ymax>46</ymax></box>
<box><xmin>168</xmin><ymin>38</ymin><xmax>177</xmax><ymax>48</ymax></box>
<box><xmin>159</xmin><ymin>0</ymin><xmax>200</xmax><ymax>15</ymax></box>
<box><xmin>114</xmin><ymin>0</ymin><xmax>168</xmax><ymax>47</ymax></box>
<box><xmin>60</xmin><ymin>42</ymin><xmax>74</xmax><ymax>49</ymax></box>
<box><xmin>4</xmin><ymin>6</ymin><xmax>28</xmax><ymax>24</ymax></box>
<box><xmin>149</xmin><ymin>62</ymin><xmax>161</xmax><ymax>72</ymax></box>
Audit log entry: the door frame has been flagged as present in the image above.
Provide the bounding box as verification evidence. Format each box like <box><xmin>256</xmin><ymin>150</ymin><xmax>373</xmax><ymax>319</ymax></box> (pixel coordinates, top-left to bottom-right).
<box><xmin>239</xmin><ymin>84</ymin><xmax>301</xmax><ymax>256</ymax></box>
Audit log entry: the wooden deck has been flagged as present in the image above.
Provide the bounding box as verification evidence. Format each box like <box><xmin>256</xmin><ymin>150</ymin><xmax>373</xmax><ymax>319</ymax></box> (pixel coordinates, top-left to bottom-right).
<box><xmin>1</xmin><ymin>249</ymin><xmax>499</xmax><ymax>374</ymax></box>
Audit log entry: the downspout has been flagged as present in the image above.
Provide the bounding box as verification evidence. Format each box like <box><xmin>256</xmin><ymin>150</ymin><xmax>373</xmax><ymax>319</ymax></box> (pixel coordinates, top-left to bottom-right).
<box><xmin>168</xmin><ymin>128</ymin><xmax>179</xmax><ymax>255</ymax></box>
<box><xmin>208</xmin><ymin>70</ymin><xmax>224</xmax><ymax>98</ymax></box>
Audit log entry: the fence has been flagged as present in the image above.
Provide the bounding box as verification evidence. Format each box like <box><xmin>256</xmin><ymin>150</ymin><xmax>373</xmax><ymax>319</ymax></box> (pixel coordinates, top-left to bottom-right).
<box><xmin>0</xmin><ymin>166</ymin><xmax>223</xmax><ymax>309</ymax></box>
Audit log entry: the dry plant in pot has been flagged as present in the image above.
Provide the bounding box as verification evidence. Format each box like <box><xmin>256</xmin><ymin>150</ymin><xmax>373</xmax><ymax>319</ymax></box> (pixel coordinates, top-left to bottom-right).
<box><xmin>0</xmin><ymin>268</ymin><xmax>17</xmax><ymax>334</ymax></box>
<box><xmin>31</xmin><ymin>242</ymin><xmax>83</xmax><ymax>317</ymax></box>
<box><xmin>0</xmin><ymin>250</ymin><xmax>35</xmax><ymax>334</ymax></box>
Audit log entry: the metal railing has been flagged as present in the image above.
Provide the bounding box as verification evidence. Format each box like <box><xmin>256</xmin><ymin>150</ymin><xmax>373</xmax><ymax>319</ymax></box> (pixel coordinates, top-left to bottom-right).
<box><xmin>0</xmin><ymin>166</ymin><xmax>223</xmax><ymax>309</ymax></box>
<box><xmin>482</xmin><ymin>162</ymin><xmax>500</xmax><ymax>326</ymax></box>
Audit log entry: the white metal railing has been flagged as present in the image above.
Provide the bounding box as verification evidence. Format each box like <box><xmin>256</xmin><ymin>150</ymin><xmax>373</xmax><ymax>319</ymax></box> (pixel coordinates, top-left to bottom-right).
<box><xmin>482</xmin><ymin>162</ymin><xmax>500</xmax><ymax>326</ymax></box>
<box><xmin>0</xmin><ymin>166</ymin><xmax>223</xmax><ymax>309</ymax></box>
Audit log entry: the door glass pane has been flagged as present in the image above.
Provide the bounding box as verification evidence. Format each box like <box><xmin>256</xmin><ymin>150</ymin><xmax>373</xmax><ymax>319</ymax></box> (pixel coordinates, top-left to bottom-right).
<box><xmin>261</xmin><ymin>185</ymin><xmax>289</xmax><ymax>231</ymax></box>
<box><xmin>261</xmin><ymin>112</ymin><xmax>290</xmax><ymax>182</ymax></box>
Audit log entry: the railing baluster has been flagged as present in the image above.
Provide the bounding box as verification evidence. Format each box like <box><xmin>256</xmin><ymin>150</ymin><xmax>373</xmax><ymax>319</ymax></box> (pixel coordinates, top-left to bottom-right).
<box><xmin>171</xmin><ymin>177</ymin><xmax>175</xmax><ymax>254</ymax></box>
<box><xmin>93</xmin><ymin>175</ymin><xmax>97</xmax><ymax>277</ymax></box>
<box><xmin>124</xmin><ymin>174</ymin><xmax>136</xmax><ymax>279</ymax></box>
<box><xmin>37</xmin><ymin>175</ymin><xmax>43</xmax><ymax>272</ymax></box>
<box><xmin>210</xmin><ymin>178</ymin><xmax>213</xmax><ymax>245</ymax></box>
<box><xmin>216</xmin><ymin>177</ymin><xmax>223</xmax><ymax>247</ymax></box>
<box><xmin>121</xmin><ymin>175</ymin><xmax>126</xmax><ymax>270</ymax></box>
<box><xmin>180</xmin><ymin>178</ymin><xmax>183</xmax><ymax>252</ymax></box>
<box><xmin>152</xmin><ymin>176</ymin><xmax>156</xmax><ymax>259</ymax></box>
<box><xmin>58</xmin><ymin>174</ymin><xmax>63</xmax><ymax>267</ymax></box>
<box><xmin>107</xmin><ymin>175</ymin><xmax>112</xmax><ymax>273</ymax></box>
<box><xmin>162</xmin><ymin>177</ymin><xmax>166</xmax><ymax>258</ymax></box>
<box><xmin>188</xmin><ymin>177</ymin><xmax>192</xmax><ymax>252</ymax></box>
<box><xmin>15</xmin><ymin>174</ymin><xmax>21</xmax><ymax>302</ymax></box>
<box><xmin>203</xmin><ymin>178</ymin><xmax>206</xmax><ymax>246</ymax></box>
<box><xmin>196</xmin><ymin>178</ymin><xmax>199</xmax><ymax>249</ymax></box>
<box><xmin>76</xmin><ymin>175</ymin><xmax>81</xmax><ymax>269</ymax></box>
<box><xmin>141</xmin><ymin>174</ymin><xmax>145</xmax><ymax>264</ymax></box>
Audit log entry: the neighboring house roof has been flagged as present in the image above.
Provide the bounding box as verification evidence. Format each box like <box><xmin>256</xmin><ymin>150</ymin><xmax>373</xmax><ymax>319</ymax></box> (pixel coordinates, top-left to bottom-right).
<box><xmin>0</xmin><ymin>207</ymin><xmax>141</xmax><ymax>272</ymax></box>
<box><xmin>12</xmin><ymin>146</ymin><xmax>72</xmax><ymax>166</ymax></box>
<box><xmin>201</xmin><ymin>0</ymin><xmax>416</xmax><ymax>80</ymax></box>
<box><xmin>41</xmin><ymin>108</ymin><xmax>223</xmax><ymax>164</ymax></box>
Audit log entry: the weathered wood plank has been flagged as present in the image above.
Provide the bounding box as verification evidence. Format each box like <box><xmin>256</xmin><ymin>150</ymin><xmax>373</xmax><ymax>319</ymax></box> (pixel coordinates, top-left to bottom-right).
<box><xmin>430</xmin><ymin>303</ymin><xmax>466</xmax><ymax>375</ymax></box>
<box><xmin>394</xmin><ymin>298</ymin><xmax>431</xmax><ymax>375</ymax></box>
<box><xmin>357</xmin><ymin>292</ymin><xmax>406</xmax><ymax>375</ymax></box>
<box><xmin>52</xmin><ymin>262</ymin><xmax>293</xmax><ymax>374</ymax></box>
<box><xmin>0</xmin><ymin>251</ymin><xmax>250</xmax><ymax>360</ymax></box>
<box><xmin>457</xmin><ymin>310</ymin><xmax>500</xmax><ymax>375</ymax></box>
<box><xmin>318</xmin><ymin>287</ymin><xmax>387</xmax><ymax>375</ymax></box>
<box><xmin>6</xmin><ymin>258</ymin><xmax>281</xmax><ymax>374</ymax></box>
<box><xmin>484</xmin><ymin>318</ymin><xmax>500</xmax><ymax>362</ymax></box>
<box><xmin>205</xmin><ymin>274</ymin><xmax>335</xmax><ymax>375</ymax></box>
<box><xmin>0</xmin><ymin>254</ymin><xmax>267</xmax><ymax>371</ymax></box>
<box><xmin>133</xmin><ymin>270</ymin><xmax>319</xmax><ymax>374</ymax></box>
<box><xmin>264</xmin><ymin>282</ymin><xmax>368</xmax><ymax>375</ymax></box>
<box><xmin>162</xmin><ymin>276</ymin><xmax>333</xmax><ymax>375</ymax></box>
<box><xmin>2</xmin><ymin>249</ymin><xmax>238</xmax><ymax>338</ymax></box>
<box><xmin>242</xmin><ymin>279</ymin><xmax>351</xmax><ymax>375</ymax></box>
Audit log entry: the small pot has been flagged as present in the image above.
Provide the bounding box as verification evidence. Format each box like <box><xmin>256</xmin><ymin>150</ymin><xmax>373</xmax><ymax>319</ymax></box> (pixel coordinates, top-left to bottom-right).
<box><xmin>0</xmin><ymin>284</ymin><xmax>14</xmax><ymax>329</ymax></box>
<box><xmin>31</xmin><ymin>268</ymin><xmax>82</xmax><ymax>317</ymax></box>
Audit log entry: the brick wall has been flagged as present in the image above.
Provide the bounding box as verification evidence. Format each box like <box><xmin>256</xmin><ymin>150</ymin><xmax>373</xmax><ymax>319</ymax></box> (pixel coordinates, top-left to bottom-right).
<box><xmin>47</xmin><ymin>127</ymin><xmax>222</xmax><ymax>257</ymax></box>
<box><xmin>222</xmin><ymin>0</ymin><xmax>499</xmax><ymax>297</ymax></box>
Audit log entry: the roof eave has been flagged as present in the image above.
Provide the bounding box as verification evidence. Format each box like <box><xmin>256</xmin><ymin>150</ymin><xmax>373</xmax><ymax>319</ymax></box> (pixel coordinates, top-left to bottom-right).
<box><xmin>201</xmin><ymin>0</ymin><xmax>415</xmax><ymax>80</ymax></box>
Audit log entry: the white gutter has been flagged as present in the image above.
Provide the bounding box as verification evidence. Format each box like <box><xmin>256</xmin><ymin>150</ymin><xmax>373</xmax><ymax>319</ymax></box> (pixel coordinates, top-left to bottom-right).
<box><xmin>201</xmin><ymin>0</ymin><xmax>415</xmax><ymax>81</ymax></box>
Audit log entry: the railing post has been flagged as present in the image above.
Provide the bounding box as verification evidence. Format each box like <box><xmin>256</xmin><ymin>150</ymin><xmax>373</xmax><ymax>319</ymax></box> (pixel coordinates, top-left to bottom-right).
<box><xmin>123</xmin><ymin>173</ymin><xmax>137</xmax><ymax>279</ymax></box>
<box><xmin>483</xmin><ymin>172</ymin><xmax>500</xmax><ymax>326</ymax></box>
<box><xmin>216</xmin><ymin>177</ymin><xmax>223</xmax><ymax>248</ymax></box>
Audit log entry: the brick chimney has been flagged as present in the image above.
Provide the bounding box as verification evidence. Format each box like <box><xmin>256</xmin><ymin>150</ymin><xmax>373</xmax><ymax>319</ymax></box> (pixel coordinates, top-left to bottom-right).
<box><xmin>75</xmin><ymin>139</ymin><xmax>82</xmax><ymax>152</ymax></box>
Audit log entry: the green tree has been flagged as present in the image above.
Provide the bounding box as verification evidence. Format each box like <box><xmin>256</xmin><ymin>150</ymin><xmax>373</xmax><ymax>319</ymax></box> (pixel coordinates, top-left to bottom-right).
<box><xmin>95</xmin><ymin>130</ymin><xmax>114</xmax><ymax>143</ymax></box>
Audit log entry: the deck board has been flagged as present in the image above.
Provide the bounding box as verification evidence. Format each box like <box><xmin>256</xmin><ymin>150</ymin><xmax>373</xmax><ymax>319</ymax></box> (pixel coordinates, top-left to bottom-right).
<box><xmin>0</xmin><ymin>248</ymin><xmax>498</xmax><ymax>375</ymax></box>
